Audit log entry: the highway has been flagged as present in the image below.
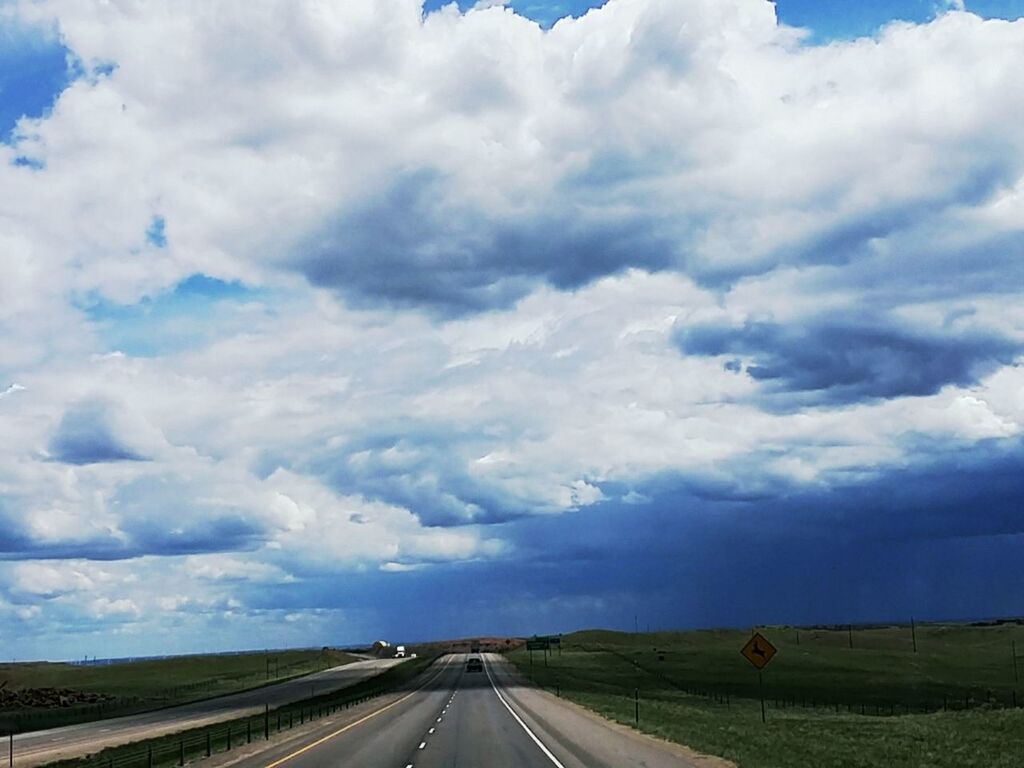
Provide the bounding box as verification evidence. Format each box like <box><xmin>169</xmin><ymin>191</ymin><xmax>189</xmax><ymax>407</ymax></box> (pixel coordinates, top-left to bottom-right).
<box><xmin>229</xmin><ymin>653</ymin><xmax>708</xmax><ymax>768</ymax></box>
<box><xmin>12</xmin><ymin>657</ymin><xmax>403</xmax><ymax>767</ymax></box>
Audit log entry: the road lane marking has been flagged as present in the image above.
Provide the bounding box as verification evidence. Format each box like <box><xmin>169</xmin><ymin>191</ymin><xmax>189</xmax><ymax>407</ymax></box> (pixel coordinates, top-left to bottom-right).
<box><xmin>418</xmin><ymin>741</ymin><xmax>427</xmax><ymax>749</ymax></box>
<box><xmin>263</xmin><ymin>656</ymin><xmax>454</xmax><ymax>768</ymax></box>
<box><xmin>483</xmin><ymin>656</ymin><xmax>566</xmax><ymax>768</ymax></box>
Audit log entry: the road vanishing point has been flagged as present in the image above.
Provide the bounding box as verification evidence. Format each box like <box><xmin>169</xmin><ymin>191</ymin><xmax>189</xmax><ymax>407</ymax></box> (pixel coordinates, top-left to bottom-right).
<box><xmin>13</xmin><ymin>653</ymin><xmax>708</xmax><ymax>768</ymax></box>
<box><xmin>226</xmin><ymin>653</ymin><xmax>701</xmax><ymax>768</ymax></box>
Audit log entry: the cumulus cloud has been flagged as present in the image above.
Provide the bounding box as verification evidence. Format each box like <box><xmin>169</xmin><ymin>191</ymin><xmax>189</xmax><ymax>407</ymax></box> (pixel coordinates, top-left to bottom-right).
<box><xmin>4</xmin><ymin>0</ymin><xmax>1020</xmax><ymax>312</ymax></box>
<box><xmin>0</xmin><ymin>0</ymin><xmax>1023</xmax><ymax>653</ymax></box>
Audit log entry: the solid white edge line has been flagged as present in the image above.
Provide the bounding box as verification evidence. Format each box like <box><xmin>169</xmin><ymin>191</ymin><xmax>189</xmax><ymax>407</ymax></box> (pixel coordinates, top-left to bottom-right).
<box><xmin>483</xmin><ymin>655</ymin><xmax>567</xmax><ymax>768</ymax></box>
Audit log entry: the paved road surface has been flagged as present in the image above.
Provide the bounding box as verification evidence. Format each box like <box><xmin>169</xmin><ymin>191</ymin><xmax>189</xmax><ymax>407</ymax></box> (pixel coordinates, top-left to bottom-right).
<box><xmin>230</xmin><ymin>653</ymin><xmax>706</xmax><ymax>768</ymax></box>
<box><xmin>13</xmin><ymin>658</ymin><xmax>403</xmax><ymax>767</ymax></box>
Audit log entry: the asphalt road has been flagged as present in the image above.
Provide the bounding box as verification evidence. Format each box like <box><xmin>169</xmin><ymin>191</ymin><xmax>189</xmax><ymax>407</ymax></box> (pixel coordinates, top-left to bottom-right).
<box><xmin>229</xmin><ymin>653</ymin><xmax>706</xmax><ymax>768</ymax></box>
<box><xmin>12</xmin><ymin>657</ymin><xmax>403</xmax><ymax>767</ymax></box>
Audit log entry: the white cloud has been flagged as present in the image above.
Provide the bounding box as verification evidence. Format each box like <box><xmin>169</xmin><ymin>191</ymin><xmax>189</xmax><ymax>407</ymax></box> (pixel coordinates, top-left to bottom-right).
<box><xmin>1</xmin><ymin>0</ymin><xmax>1023</xmax><ymax>651</ymax></box>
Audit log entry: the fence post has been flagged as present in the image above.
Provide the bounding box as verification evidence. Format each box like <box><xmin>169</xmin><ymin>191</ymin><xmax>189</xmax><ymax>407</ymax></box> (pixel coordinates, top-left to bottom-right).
<box><xmin>206</xmin><ymin>730</ymin><xmax>211</xmax><ymax>758</ymax></box>
<box><xmin>265</xmin><ymin>705</ymin><xmax>269</xmax><ymax>740</ymax></box>
<box><xmin>227</xmin><ymin>726</ymin><xmax>232</xmax><ymax>751</ymax></box>
<box><xmin>634</xmin><ymin>688</ymin><xmax>639</xmax><ymax>725</ymax></box>
<box><xmin>9</xmin><ymin>731</ymin><xmax>12</xmax><ymax>768</ymax></box>
<box><xmin>179</xmin><ymin>738</ymin><xmax>184</xmax><ymax>767</ymax></box>
<box><xmin>147</xmin><ymin>746</ymin><xmax>153</xmax><ymax>768</ymax></box>
<box><xmin>247</xmin><ymin>719</ymin><xmax>252</xmax><ymax>743</ymax></box>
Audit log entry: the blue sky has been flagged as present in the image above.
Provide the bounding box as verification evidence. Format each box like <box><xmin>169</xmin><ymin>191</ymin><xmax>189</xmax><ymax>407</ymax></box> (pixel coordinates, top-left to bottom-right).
<box><xmin>1</xmin><ymin>0</ymin><xmax>1023</xmax><ymax>659</ymax></box>
<box><xmin>420</xmin><ymin>0</ymin><xmax>1024</xmax><ymax>34</ymax></box>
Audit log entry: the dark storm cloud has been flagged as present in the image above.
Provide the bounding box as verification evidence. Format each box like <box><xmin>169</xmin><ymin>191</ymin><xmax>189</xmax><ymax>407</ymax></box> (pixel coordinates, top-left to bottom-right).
<box><xmin>48</xmin><ymin>401</ymin><xmax>148</xmax><ymax>465</ymax></box>
<box><xmin>296</xmin><ymin>171</ymin><xmax>676</xmax><ymax>314</ymax></box>
<box><xmin>675</xmin><ymin>318</ymin><xmax>1019</xmax><ymax>406</ymax></box>
<box><xmin>242</xmin><ymin>441</ymin><xmax>1024</xmax><ymax>640</ymax></box>
<box><xmin>119</xmin><ymin>514</ymin><xmax>264</xmax><ymax>556</ymax></box>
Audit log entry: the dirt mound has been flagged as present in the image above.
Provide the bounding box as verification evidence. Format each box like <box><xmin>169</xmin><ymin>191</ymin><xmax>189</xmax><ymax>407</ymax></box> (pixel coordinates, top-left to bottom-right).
<box><xmin>0</xmin><ymin>686</ymin><xmax>116</xmax><ymax>710</ymax></box>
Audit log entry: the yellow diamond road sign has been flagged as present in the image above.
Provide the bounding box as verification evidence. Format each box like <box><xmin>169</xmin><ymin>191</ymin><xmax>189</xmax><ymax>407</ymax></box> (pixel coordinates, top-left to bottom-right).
<box><xmin>741</xmin><ymin>632</ymin><xmax>777</xmax><ymax>670</ymax></box>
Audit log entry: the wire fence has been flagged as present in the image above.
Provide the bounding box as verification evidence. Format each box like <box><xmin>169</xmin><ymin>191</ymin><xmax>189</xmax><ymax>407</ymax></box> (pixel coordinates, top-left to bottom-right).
<box><xmin>15</xmin><ymin>655</ymin><xmax>436</xmax><ymax>768</ymax></box>
<box><xmin>0</xmin><ymin>658</ymin><xmax>336</xmax><ymax>735</ymax></box>
<box><xmin>52</xmin><ymin>691</ymin><xmax>382</xmax><ymax>768</ymax></box>
<box><xmin>547</xmin><ymin>644</ymin><xmax>1021</xmax><ymax>718</ymax></box>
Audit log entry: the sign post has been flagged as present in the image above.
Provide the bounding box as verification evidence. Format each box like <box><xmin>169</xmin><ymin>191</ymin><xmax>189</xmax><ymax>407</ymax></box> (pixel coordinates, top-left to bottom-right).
<box><xmin>740</xmin><ymin>632</ymin><xmax>778</xmax><ymax>723</ymax></box>
<box><xmin>526</xmin><ymin>637</ymin><xmax>549</xmax><ymax>683</ymax></box>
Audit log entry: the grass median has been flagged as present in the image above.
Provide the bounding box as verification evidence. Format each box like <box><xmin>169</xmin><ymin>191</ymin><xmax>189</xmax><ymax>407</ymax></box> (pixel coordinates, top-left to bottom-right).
<box><xmin>40</xmin><ymin>654</ymin><xmax>439</xmax><ymax>768</ymax></box>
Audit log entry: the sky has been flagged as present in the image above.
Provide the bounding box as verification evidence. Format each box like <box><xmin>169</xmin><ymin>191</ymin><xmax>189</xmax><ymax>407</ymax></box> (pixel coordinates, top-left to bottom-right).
<box><xmin>1</xmin><ymin>0</ymin><xmax>1023</xmax><ymax>660</ymax></box>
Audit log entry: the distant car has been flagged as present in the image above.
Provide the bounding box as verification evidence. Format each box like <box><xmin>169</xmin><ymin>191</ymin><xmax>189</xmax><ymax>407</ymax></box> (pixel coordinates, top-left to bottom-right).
<box><xmin>465</xmin><ymin>657</ymin><xmax>483</xmax><ymax>673</ymax></box>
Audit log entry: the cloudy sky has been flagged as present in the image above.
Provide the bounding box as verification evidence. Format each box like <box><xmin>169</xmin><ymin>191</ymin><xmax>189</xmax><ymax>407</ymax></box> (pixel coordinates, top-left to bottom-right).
<box><xmin>2</xmin><ymin>0</ymin><xmax>1023</xmax><ymax>660</ymax></box>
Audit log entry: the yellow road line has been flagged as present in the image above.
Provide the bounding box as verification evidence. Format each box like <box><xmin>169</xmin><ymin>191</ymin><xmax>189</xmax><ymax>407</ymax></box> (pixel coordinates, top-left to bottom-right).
<box><xmin>264</xmin><ymin>656</ymin><xmax>454</xmax><ymax>768</ymax></box>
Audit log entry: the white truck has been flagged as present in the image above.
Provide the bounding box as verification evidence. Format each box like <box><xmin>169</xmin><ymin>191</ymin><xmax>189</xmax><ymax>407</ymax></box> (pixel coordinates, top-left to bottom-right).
<box><xmin>395</xmin><ymin>645</ymin><xmax>406</xmax><ymax>658</ymax></box>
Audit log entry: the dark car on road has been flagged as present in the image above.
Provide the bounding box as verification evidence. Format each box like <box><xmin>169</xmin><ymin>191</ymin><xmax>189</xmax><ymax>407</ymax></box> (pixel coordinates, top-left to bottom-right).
<box><xmin>465</xmin><ymin>657</ymin><xmax>483</xmax><ymax>673</ymax></box>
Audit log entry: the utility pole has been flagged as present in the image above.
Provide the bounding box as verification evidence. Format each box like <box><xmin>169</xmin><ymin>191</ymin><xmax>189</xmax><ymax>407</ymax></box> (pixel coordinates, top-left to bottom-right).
<box><xmin>911</xmin><ymin>618</ymin><xmax>917</xmax><ymax>653</ymax></box>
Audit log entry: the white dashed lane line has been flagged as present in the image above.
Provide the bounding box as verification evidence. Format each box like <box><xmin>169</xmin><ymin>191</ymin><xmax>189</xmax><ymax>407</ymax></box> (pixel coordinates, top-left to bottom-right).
<box><xmin>407</xmin><ymin>662</ymin><xmax>463</xmax><ymax>766</ymax></box>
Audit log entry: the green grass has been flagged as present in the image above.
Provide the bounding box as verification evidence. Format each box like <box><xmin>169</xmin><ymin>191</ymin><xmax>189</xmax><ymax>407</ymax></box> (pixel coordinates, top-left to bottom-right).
<box><xmin>0</xmin><ymin>648</ymin><xmax>356</xmax><ymax>733</ymax></box>
<box><xmin>43</xmin><ymin>654</ymin><xmax>439</xmax><ymax>768</ymax></box>
<box><xmin>508</xmin><ymin>623</ymin><xmax>1024</xmax><ymax>767</ymax></box>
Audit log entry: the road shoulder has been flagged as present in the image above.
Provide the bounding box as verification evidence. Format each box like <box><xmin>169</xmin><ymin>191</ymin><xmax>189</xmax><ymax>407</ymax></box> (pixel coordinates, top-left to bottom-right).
<box><xmin>489</xmin><ymin>654</ymin><xmax>736</xmax><ymax>768</ymax></box>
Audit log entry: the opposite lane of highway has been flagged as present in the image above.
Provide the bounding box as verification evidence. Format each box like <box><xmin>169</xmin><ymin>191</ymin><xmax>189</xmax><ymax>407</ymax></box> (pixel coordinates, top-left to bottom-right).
<box><xmin>13</xmin><ymin>657</ymin><xmax>404</xmax><ymax>767</ymax></box>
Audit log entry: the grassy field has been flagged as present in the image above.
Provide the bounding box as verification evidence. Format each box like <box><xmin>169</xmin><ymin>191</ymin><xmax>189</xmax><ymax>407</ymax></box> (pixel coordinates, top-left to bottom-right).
<box><xmin>0</xmin><ymin>647</ymin><xmax>356</xmax><ymax>733</ymax></box>
<box><xmin>507</xmin><ymin>623</ymin><xmax>1024</xmax><ymax>767</ymax></box>
<box><xmin>45</xmin><ymin>654</ymin><xmax>439</xmax><ymax>768</ymax></box>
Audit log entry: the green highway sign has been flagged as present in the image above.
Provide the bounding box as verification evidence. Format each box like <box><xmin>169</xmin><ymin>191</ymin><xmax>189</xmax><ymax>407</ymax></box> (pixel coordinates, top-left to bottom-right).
<box><xmin>548</xmin><ymin>636</ymin><xmax>561</xmax><ymax>645</ymax></box>
<box><xmin>526</xmin><ymin>638</ymin><xmax>550</xmax><ymax>651</ymax></box>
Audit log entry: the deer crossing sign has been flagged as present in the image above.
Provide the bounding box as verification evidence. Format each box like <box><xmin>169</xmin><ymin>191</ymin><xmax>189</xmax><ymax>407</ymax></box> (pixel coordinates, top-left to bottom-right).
<box><xmin>740</xmin><ymin>632</ymin><xmax>778</xmax><ymax>670</ymax></box>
